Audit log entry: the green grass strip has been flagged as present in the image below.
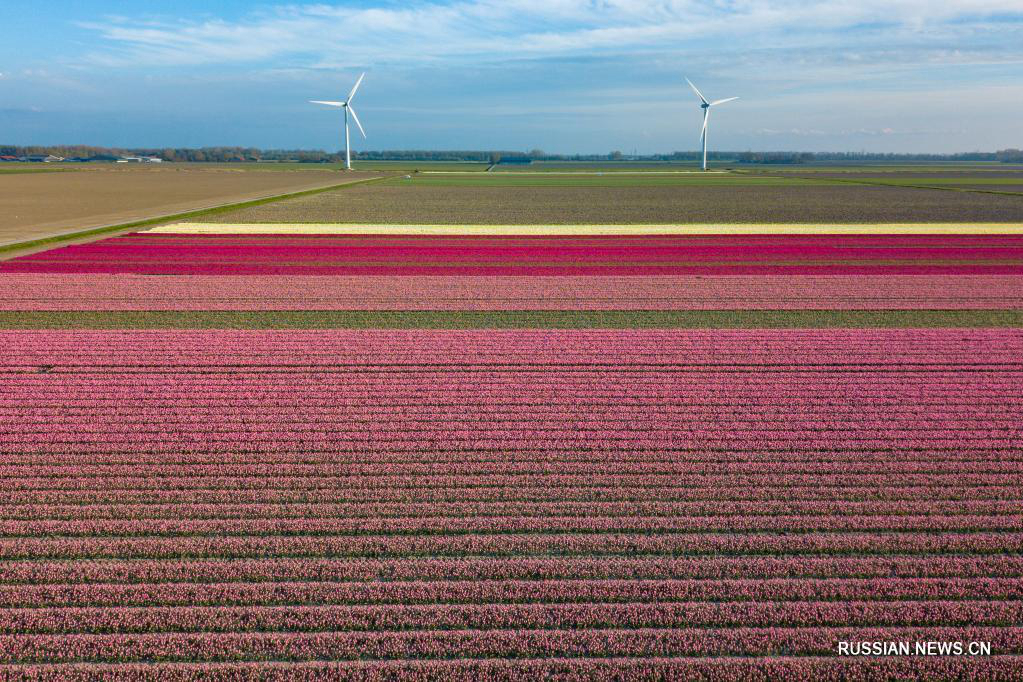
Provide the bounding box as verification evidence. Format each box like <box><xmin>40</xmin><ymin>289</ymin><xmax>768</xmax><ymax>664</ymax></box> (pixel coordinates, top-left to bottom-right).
<box><xmin>2</xmin><ymin>310</ymin><xmax>1021</xmax><ymax>329</ymax></box>
<box><xmin>0</xmin><ymin>176</ymin><xmax>388</xmax><ymax>256</ymax></box>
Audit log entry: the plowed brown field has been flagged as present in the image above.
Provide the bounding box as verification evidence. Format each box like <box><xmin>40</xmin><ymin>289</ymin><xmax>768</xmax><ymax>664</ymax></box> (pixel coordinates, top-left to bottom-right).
<box><xmin>0</xmin><ymin>165</ymin><xmax>379</xmax><ymax>246</ymax></box>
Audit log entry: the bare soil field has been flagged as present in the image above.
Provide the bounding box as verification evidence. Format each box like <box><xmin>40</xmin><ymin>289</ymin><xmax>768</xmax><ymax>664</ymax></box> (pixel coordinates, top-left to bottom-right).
<box><xmin>204</xmin><ymin>183</ymin><xmax>1023</xmax><ymax>224</ymax></box>
<box><xmin>788</xmin><ymin>170</ymin><xmax>1023</xmax><ymax>179</ymax></box>
<box><xmin>0</xmin><ymin>164</ymin><xmax>379</xmax><ymax>246</ymax></box>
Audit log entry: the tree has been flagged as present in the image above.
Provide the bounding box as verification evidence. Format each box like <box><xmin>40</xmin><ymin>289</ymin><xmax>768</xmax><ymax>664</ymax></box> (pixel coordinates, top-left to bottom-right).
<box><xmin>489</xmin><ymin>151</ymin><xmax>503</xmax><ymax>164</ymax></box>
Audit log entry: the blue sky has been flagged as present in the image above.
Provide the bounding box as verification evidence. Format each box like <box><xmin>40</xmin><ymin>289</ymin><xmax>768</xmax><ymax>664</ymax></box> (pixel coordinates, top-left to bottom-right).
<box><xmin>1</xmin><ymin>1</ymin><xmax>1021</xmax><ymax>153</ymax></box>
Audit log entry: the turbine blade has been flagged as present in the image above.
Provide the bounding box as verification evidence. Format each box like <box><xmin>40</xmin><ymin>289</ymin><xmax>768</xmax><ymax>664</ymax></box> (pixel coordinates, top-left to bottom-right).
<box><xmin>348</xmin><ymin>105</ymin><xmax>367</xmax><ymax>138</ymax></box>
<box><xmin>310</xmin><ymin>100</ymin><xmax>345</xmax><ymax>107</ymax></box>
<box><xmin>685</xmin><ymin>77</ymin><xmax>708</xmax><ymax>105</ymax></box>
<box><xmin>701</xmin><ymin>109</ymin><xmax>709</xmax><ymax>141</ymax></box>
<box><xmin>347</xmin><ymin>72</ymin><xmax>366</xmax><ymax>103</ymax></box>
<box><xmin>710</xmin><ymin>96</ymin><xmax>739</xmax><ymax>106</ymax></box>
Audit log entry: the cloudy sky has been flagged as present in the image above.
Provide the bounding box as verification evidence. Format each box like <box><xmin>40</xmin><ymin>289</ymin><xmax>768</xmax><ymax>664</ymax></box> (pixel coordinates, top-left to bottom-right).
<box><xmin>1</xmin><ymin>0</ymin><xmax>1021</xmax><ymax>153</ymax></box>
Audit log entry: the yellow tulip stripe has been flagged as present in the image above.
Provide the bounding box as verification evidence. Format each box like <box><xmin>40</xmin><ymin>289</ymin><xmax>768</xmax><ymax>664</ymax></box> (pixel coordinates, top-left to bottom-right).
<box><xmin>151</xmin><ymin>222</ymin><xmax>1023</xmax><ymax>235</ymax></box>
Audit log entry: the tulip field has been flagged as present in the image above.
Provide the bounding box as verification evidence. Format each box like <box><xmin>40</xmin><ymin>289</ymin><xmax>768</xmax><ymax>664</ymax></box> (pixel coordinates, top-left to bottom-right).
<box><xmin>5</xmin><ymin>232</ymin><xmax>1023</xmax><ymax>276</ymax></box>
<box><xmin>0</xmin><ymin>223</ymin><xmax>1021</xmax><ymax>678</ymax></box>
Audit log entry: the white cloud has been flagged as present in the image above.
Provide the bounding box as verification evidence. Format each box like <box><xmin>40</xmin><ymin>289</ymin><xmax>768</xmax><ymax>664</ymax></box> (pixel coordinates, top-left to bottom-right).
<box><xmin>76</xmin><ymin>1</ymin><xmax>1023</xmax><ymax>68</ymax></box>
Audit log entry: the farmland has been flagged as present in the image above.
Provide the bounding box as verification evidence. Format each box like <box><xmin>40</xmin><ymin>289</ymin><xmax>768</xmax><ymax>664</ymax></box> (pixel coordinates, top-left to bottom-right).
<box><xmin>1</xmin><ymin>327</ymin><xmax>1022</xmax><ymax>679</ymax></box>
<box><xmin>0</xmin><ymin>161</ymin><xmax>1022</xmax><ymax>677</ymax></box>
<box><xmin>0</xmin><ymin>164</ymin><xmax>380</xmax><ymax>248</ymax></box>
<box><xmin>201</xmin><ymin>170</ymin><xmax>1023</xmax><ymax>224</ymax></box>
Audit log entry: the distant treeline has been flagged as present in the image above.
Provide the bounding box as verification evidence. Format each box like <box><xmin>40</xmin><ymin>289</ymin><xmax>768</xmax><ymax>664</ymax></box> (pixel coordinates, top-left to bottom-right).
<box><xmin>3</xmin><ymin>145</ymin><xmax>1022</xmax><ymax>164</ymax></box>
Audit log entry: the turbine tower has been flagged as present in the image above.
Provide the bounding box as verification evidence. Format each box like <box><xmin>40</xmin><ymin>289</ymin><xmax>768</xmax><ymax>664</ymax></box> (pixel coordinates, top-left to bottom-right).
<box><xmin>311</xmin><ymin>73</ymin><xmax>366</xmax><ymax>170</ymax></box>
<box><xmin>685</xmin><ymin>78</ymin><xmax>738</xmax><ymax>171</ymax></box>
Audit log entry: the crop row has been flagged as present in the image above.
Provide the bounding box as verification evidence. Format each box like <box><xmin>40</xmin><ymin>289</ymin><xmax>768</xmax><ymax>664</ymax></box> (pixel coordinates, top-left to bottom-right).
<box><xmin>3</xmin><ymin>274</ymin><xmax>1022</xmax><ymax>311</ymax></box>
<box><xmin>8</xmin><ymin>262</ymin><xmax>1021</xmax><ymax>275</ymax></box>
<box><xmin>0</xmin><ymin>532</ymin><xmax>1018</xmax><ymax>560</ymax></box>
<box><xmin>4</xmin><ymin>460</ymin><xmax>1019</xmax><ymax>478</ymax></box>
<box><xmin>7</xmin><ymin>404</ymin><xmax>1021</xmax><ymax>419</ymax></box>
<box><xmin>4</xmin><ymin>555</ymin><xmax>1021</xmax><ymax>585</ymax></box>
<box><xmin>4</xmin><ymin>328</ymin><xmax>1019</xmax><ymax>359</ymax></box>
<box><xmin>0</xmin><ymin>514</ymin><xmax>1019</xmax><ymax>538</ymax></box>
<box><xmin>0</xmin><ymin>600</ymin><xmax>1020</xmax><ymax>635</ymax></box>
<box><xmin>6</xmin><ymin>483</ymin><xmax>1016</xmax><ymax>505</ymax></box>
<box><xmin>4</xmin><ymin>657</ymin><xmax>1021</xmax><ymax>682</ymax></box>
<box><xmin>3</xmin><ymin>473</ymin><xmax>1016</xmax><ymax>493</ymax></box>
<box><xmin>5</xmin><ymin>232</ymin><xmax>1023</xmax><ymax>276</ymax></box>
<box><xmin>0</xmin><ymin>626</ymin><xmax>1020</xmax><ymax>662</ymax></box>
<box><xmin>2</xmin><ymin>577</ymin><xmax>1021</xmax><ymax>609</ymax></box>
<box><xmin>2</xmin><ymin>447</ymin><xmax>1017</xmax><ymax>464</ymax></box>
<box><xmin>3</xmin><ymin>499</ymin><xmax>1017</xmax><ymax>521</ymax></box>
<box><xmin>7</xmin><ymin>439</ymin><xmax>1019</xmax><ymax>457</ymax></box>
<box><xmin>8</xmin><ymin>420</ymin><xmax>1021</xmax><ymax>437</ymax></box>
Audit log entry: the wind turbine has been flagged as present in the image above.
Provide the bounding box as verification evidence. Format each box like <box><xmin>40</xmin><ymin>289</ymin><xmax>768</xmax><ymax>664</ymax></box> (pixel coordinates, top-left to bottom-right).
<box><xmin>311</xmin><ymin>73</ymin><xmax>366</xmax><ymax>170</ymax></box>
<box><xmin>685</xmin><ymin>78</ymin><xmax>738</xmax><ymax>171</ymax></box>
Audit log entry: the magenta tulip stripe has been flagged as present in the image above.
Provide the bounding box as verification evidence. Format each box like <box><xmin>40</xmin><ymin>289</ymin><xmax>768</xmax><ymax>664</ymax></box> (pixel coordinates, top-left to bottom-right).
<box><xmin>4</xmin><ymin>233</ymin><xmax>1023</xmax><ymax>275</ymax></box>
<box><xmin>2</xmin><ymin>273</ymin><xmax>1022</xmax><ymax>311</ymax></box>
<box><xmin>0</xmin><ymin>329</ymin><xmax>1021</xmax><ymax>677</ymax></box>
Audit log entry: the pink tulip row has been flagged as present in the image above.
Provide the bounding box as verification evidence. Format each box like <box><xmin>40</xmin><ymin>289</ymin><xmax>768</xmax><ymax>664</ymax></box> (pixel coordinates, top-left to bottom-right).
<box><xmin>8</xmin><ymin>404</ymin><xmax>1020</xmax><ymax>421</ymax></box>
<box><xmin>3</xmin><ymin>274</ymin><xmax>1022</xmax><ymax>310</ymax></box>
<box><xmin>6</xmin><ymin>437</ymin><xmax>1018</xmax><ymax>456</ymax></box>
<box><xmin>2</xmin><ymin>453</ymin><xmax>1018</xmax><ymax>476</ymax></box>
<box><xmin>2</xmin><ymin>577</ymin><xmax>1020</xmax><ymax>609</ymax></box>
<box><xmin>0</xmin><ymin>626</ymin><xmax>1020</xmax><ymax>662</ymax></box>
<box><xmin>8</xmin><ymin>418</ymin><xmax>1020</xmax><ymax>438</ymax></box>
<box><xmin>0</xmin><ymin>600</ymin><xmax>1019</xmax><ymax>635</ymax></box>
<box><xmin>6</xmin><ymin>657</ymin><xmax>1023</xmax><ymax>682</ymax></box>
<box><xmin>5</xmin><ymin>657</ymin><xmax>1022</xmax><ymax>682</ymax></box>
<box><xmin>6</xmin><ymin>483</ymin><xmax>1014</xmax><ymax>507</ymax></box>
<box><xmin>4</xmin><ymin>459</ymin><xmax>1018</xmax><ymax>479</ymax></box>
<box><xmin>4</xmin><ymin>329</ymin><xmax>1020</xmax><ymax>361</ymax></box>
<box><xmin>0</xmin><ymin>368</ymin><xmax>1010</xmax><ymax>384</ymax></box>
<box><xmin>5</xmin><ymin>498</ymin><xmax>1017</xmax><ymax>521</ymax></box>
<box><xmin>37</xmin><ymin>235</ymin><xmax>1023</xmax><ymax>262</ymax></box>
<box><xmin>0</xmin><ymin>531</ymin><xmax>1018</xmax><ymax>560</ymax></box>
<box><xmin>3</xmin><ymin>555</ymin><xmax>1020</xmax><ymax>586</ymax></box>
<box><xmin>7</xmin><ymin>388</ymin><xmax>1011</xmax><ymax>407</ymax></box>
<box><xmin>12</xmin><ymin>262</ymin><xmax>1021</xmax><ymax>275</ymax></box>
<box><xmin>0</xmin><ymin>514</ymin><xmax>1019</xmax><ymax>538</ymax></box>
<box><xmin>3</xmin><ymin>445</ymin><xmax>1016</xmax><ymax>464</ymax></box>
<box><xmin>4</xmin><ymin>473</ymin><xmax>1012</xmax><ymax>491</ymax></box>
<box><xmin>5</xmin><ymin>363</ymin><xmax>1018</xmax><ymax>378</ymax></box>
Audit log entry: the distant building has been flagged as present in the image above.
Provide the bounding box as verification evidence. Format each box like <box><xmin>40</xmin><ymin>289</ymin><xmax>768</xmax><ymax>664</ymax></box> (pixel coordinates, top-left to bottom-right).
<box><xmin>117</xmin><ymin>156</ymin><xmax>164</xmax><ymax>163</ymax></box>
<box><xmin>22</xmin><ymin>155</ymin><xmax>64</xmax><ymax>163</ymax></box>
<box><xmin>69</xmin><ymin>154</ymin><xmax>120</xmax><ymax>162</ymax></box>
<box><xmin>0</xmin><ymin>155</ymin><xmax>19</xmax><ymax>162</ymax></box>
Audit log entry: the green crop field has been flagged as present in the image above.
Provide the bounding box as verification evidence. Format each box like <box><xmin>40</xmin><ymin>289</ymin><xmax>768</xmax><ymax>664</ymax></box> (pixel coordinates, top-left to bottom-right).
<box><xmin>0</xmin><ymin>166</ymin><xmax>69</xmax><ymax>174</ymax></box>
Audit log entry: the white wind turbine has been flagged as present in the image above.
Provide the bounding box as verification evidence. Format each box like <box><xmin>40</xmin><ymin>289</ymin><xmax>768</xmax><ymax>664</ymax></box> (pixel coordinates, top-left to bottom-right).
<box><xmin>311</xmin><ymin>73</ymin><xmax>366</xmax><ymax>170</ymax></box>
<box><xmin>685</xmin><ymin>78</ymin><xmax>738</xmax><ymax>171</ymax></box>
